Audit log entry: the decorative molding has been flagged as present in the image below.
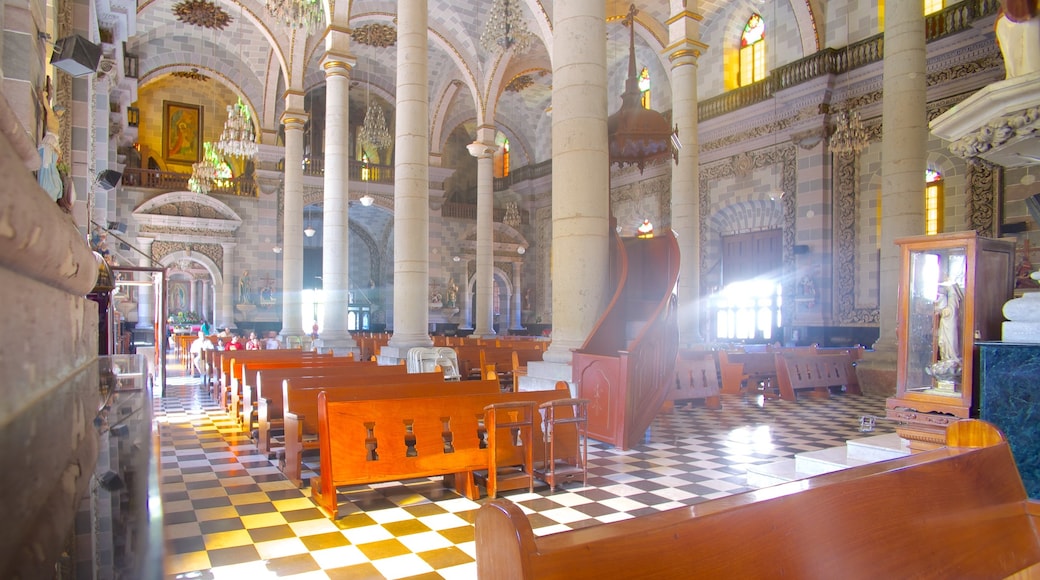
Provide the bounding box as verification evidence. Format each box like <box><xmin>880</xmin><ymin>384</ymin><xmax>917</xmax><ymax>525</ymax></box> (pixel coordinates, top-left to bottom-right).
<box><xmin>967</xmin><ymin>158</ymin><xmax>999</xmax><ymax>237</ymax></box>
<box><xmin>153</xmin><ymin>241</ymin><xmax>223</xmax><ymax>266</ymax></box>
<box><xmin>171</xmin><ymin>69</ymin><xmax>209</xmax><ymax>82</ymax></box>
<box><xmin>833</xmin><ymin>151</ymin><xmax>879</xmax><ymax>325</ymax></box>
<box><xmin>172</xmin><ymin>0</ymin><xmax>232</xmax><ymax>30</ymax></box>
<box><xmin>349</xmin><ymin>23</ymin><xmax>397</xmax><ymax>48</ymax></box>
<box><xmin>947</xmin><ymin>105</ymin><xmax>1040</xmax><ymax>159</ymax></box>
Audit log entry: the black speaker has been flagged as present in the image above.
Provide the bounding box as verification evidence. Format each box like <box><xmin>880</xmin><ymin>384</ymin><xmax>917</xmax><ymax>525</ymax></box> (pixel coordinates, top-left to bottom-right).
<box><xmin>50</xmin><ymin>35</ymin><xmax>102</xmax><ymax>77</ymax></box>
<box><xmin>1002</xmin><ymin>221</ymin><xmax>1029</xmax><ymax>234</ymax></box>
<box><xmin>794</xmin><ymin>244</ymin><xmax>810</xmax><ymax>255</ymax></box>
<box><xmin>97</xmin><ymin>170</ymin><xmax>122</xmax><ymax>190</ymax></box>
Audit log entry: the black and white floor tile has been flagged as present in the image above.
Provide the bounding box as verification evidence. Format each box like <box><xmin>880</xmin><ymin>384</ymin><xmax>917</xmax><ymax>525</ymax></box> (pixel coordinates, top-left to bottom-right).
<box><xmin>158</xmin><ymin>364</ymin><xmax>894</xmax><ymax>579</ymax></box>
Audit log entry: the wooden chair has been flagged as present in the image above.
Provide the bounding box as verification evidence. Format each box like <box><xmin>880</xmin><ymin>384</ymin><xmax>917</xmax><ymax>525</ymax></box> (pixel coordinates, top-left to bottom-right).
<box><xmin>533</xmin><ymin>398</ymin><xmax>588</xmax><ymax>492</ymax></box>
<box><xmin>476</xmin><ymin>401</ymin><xmax>537</xmax><ymax>498</ymax></box>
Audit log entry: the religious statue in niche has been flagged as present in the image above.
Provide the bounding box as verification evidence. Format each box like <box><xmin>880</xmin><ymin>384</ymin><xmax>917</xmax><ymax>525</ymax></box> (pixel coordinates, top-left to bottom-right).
<box><xmin>238</xmin><ymin>270</ymin><xmax>253</xmax><ymax>304</ymax></box>
<box><xmin>928</xmin><ymin>280</ymin><xmax>964</xmax><ymax>391</ymax></box>
<box><xmin>799</xmin><ymin>275</ymin><xmax>816</xmax><ymax>308</ymax></box>
<box><xmin>445</xmin><ymin>278</ymin><xmax>458</xmax><ymax>307</ymax></box>
<box><xmin>995</xmin><ymin>0</ymin><xmax>1040</xmax><ymax>78</ymax></box>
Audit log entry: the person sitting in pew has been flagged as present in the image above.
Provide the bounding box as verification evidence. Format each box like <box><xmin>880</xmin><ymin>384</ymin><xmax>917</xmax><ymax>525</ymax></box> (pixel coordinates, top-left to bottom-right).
<box><xmin>226</xmin><ymin>334</ymin><xmax>244</xmax><ymax>351</ymax></box>
<box><xmin>245</xmin><ymin>332</ymin><xmax>262</xmax><ymax>350</ymax></box>
<box><xmin>264</xmin><ymin>332</ymin><xmax>282</xmax><ymax>350</ymax></box>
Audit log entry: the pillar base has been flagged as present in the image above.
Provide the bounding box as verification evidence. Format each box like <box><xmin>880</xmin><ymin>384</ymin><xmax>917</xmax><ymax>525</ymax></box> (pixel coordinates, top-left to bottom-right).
<box><xmin>854</xmin><ymin>347</ymin><xmax>898</xmax><ymax>397</ymax></box>
<box><xmin>317</xmin><ymin>336</ymin><xmax>359</xmax><ymax>359</ymax></box>
<box><xmin>519</xmin><ymin>360</ymin><xmax>575</xmax><ymax>396</ymax></box>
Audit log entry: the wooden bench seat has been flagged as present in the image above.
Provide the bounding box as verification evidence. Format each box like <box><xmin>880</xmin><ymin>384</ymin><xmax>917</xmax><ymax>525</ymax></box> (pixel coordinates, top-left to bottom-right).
<box><xmin>717</xmin><ymin>349</ymin><xmax>778</xmax><ymax>395</ymax></box>
<box><xmin>278</xmin><ymin>376</ymin><xmax>501</xmax><ymax>485</ymax></box>
<box><xmin>666</xmin><ymin>349</ymin><xmax>721</xmax><ymax>409</ymax></box>
<box><xmin>229</xmin><ymin>356</ymin><xmax>353</xmax><ymax>422</ymax></box>
<box><xmin>252</xmin><ymin>367</ymin><xmax>438</xmax><ymax>454</ymax></box>
<box><xmin>475</xmin><ymin>419</ymin><xmax>1040</xmax><ymax>579</ymax></box>
<box><xmin>211</xmin><ymin>350</ymin><xmax>332</xmax><ymax>405</ymax></box>
<box><xmin>773</xmin><ymin>349</ymin><xmax>862</xmax><ymax>400</ymax></box>
<box><xmin>311</xmin><ymin>384</ymin><xmax>572</xmax><ymax>518</ymax></box>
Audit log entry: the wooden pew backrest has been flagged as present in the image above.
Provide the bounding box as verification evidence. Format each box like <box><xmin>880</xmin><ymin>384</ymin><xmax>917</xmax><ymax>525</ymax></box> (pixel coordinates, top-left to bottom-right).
<box><xmin>475</xmin><ymin>420</ymin><xmax>1040</xmax><ymax>580</ymax></box>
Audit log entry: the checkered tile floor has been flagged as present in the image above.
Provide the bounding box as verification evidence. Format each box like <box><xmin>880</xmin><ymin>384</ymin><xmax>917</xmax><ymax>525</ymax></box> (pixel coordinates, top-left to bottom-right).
<box><xmin>158</xmin><ymin>365</ymin><xmax>894</xmax><ymax>579</ymax></box>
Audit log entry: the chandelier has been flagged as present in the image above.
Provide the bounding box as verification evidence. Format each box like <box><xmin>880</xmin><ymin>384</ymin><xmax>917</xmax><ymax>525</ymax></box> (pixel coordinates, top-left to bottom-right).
<box><xmin>503</xmin><ymin>201</ymin><xmax>522</xmax><ymax>227</ymax></box>
<box><xmin>265</xmin><ymin>0</ymin><xmax>323</xmax><ymax>32</ymax></box>
<box><xmin>360</xmin><ymin>101</ymin><xmax>393</xmax><ymax>150</ymax></box>
<box><xmin>217</xmin><ymin>97</ymin><xmax>258</xmax><ymax>159</ymax></box>
<box><xmin>480</xmin><ymin>0</ymin><xmax>533</xmax><ymax>54</ymax></box>
<box><xmin>831</xmin><ymin>109</ymin><xmax>868</xmax><ymax>155</ymax></box>
<box><xmin>188</xmin><ymin>142</ymin><xmax>220</xmax><ymax>194</ymax></box>
<box><xmin>607</xmin><ymin>4</ymin><xmax>678</xmax><ymax>173</ymax></box>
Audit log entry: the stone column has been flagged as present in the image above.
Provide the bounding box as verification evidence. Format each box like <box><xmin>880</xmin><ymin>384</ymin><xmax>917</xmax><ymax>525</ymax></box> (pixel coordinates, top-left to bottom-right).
<box><xmin>320</xmin><ymin>51</ymin><xmax>358</xmax><ymax>355</ymax></box>
<box><xmin>220</xmin><ymin>242</ymin><xmax>237</xmax><ymax>330</ymax></box>
<box><xmin>200</xmin><ymin>280</ymin><xmax>210</xmax><ymax>324</ymax></box>
<box><xmin>385</xmin><ymin>0</ymin><xmax>434</xmax><ymax>359</ymax></box>
<box><xmin>280</xmin><ymin>105</ymin><xmax>307</xmax><ymax>339</ymax></box>
<box><xmin>467</xmin><ymin>138</ymin><xmax>497</xmax><ymax>338</ymax></box>
<box><xmin>189</xmin><ymin>277</ymin><xmax>198</xmax><ymax>315</ymax></box>
<box><xmin>135</xmin><ymin>237</ymin><xmax>154</xmax><ymax>330</ymax></box>
<box><xmin>856</xmin><ymin>0</ymin><xmax>927</xmax><ymax>395</ymax></box>
<box><xmin>667</xmin><ymin>5</ymin><xmax>707</xmax><ymax>346</ymax></box>
<box><xmin>544</xmin><ymin>0</ymin><xmax>609</xmax><ymax>365</ymax></box>
<box><xmin>510</xmin><ymin>260</ymin><xmax>524</xmax><ymax>331</ymax></box>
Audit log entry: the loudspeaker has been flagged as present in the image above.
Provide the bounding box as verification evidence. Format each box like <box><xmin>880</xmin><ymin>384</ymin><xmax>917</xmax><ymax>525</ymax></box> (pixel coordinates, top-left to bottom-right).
<box><xmin>794</xmin><ymin>244</ymin><xmax>810</xmax><ymax>255</ymax></box>
<box><xmin>50</xmin><ymin>35</ymin><xmax>102</xmax><ymax>78</ymax></box>
<box><xmin>1026</xmin><ymin>193</ymin><xmax>1040</xmax><ymax>227</ymax></box>
<box><xmin>98</xmin><ymin>470</ymin><xmax>124</xmax><ymax>492</ymax></box>
<box><xmin>97</xmin><ymin>170</ymin><xmax>122</xmax><ymax>190</ymax></box>
<box><xmin>1002</xmin><ymin>221</ymin><xmax>1029</xmax><ymax>234</ymax></box>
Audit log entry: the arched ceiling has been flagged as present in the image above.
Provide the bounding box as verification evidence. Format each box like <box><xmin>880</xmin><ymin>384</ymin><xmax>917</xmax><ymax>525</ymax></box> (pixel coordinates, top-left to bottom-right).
<box><xmin>131</xmin><ymin>0</ymin><xmax>822</xmax><ymax>171</ymax></box>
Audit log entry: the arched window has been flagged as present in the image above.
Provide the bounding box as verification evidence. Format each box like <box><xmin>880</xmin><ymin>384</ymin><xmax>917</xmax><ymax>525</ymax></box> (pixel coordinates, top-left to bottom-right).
<box><xmin>502</xmin><ymin>138</ymin><xmax>510</xmax><ymax>177</ymax></box>
<box><xmin>926</xmin><ymin>169</ymin><xmax>944</xmax><ymax>235</ymax></box>
<box><xmin>739</xmin><ymin>14</ymin><xmax>766</xmax><ymax>87</ymax></box>
<box><xmin>638</xmin><ymin>66</ymin><xmax>651</xmax><ymax>109</ymax></box>
<box><xmin>493</xmin><ymin>136</ymin><xmax>511</xmax><ymax>178</ymax></box>
<box><xmin>924</xmin><ymin>0</ymin><xmax>944</xmax><ymax>15</ymax></box>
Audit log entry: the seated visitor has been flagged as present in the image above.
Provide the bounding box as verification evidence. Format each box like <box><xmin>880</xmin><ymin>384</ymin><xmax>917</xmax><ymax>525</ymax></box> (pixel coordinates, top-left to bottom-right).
<box><xmin>245</xmin><ymin>332</ymin><xmax>262</xmax><ymax>350</ymax></box>
<box><xmin>264</xmin><ymin>332</ymin><xmax>282</xmax><ymax>350</ymax></box>
<box><xmin>226</xmin><ymin>335</ymin><xmax>244</xmax><ymax>351</ymax></box>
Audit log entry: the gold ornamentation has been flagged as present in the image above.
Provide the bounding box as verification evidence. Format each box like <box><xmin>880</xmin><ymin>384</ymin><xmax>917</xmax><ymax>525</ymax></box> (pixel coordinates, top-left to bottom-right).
<box><xmin>172</xmin><ymin>68</ymin><xmax>209</xmax><ymax>82</ymax></box>
<box><xmin>172</xmin><ymin>0</ymin><xmax>233</xmax><ymax>30</ymax></box>
<box><xmin>350</xmin><ymin>23</ymin><xmax>397</xmax><ymax>48</ymax></box>
<box><xmin>505</xmin><ymin>74</ymin><xmax>534</xmax><ymax>93</ymax></box>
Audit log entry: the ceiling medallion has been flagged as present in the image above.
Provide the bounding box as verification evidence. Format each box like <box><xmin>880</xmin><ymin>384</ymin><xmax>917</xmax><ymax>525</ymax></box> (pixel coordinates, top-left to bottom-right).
<box><xmin>349</xmin><ymin>23</ymin><xmax>397</xmax><ymax>48</ymax></box>
<box><xmin>505</xmin><ymin>75</ymin><xmax>534</xmax><ymax>93</ymax></box>
<box><xmin>172</xmin><ymin>0</ymin><xmax>233</xmax><ymax>30</ymax></box>
<box><xmin>172</xmin><ymin>68</ymin><xmax>209</xmax><ymax>82</ymax></box>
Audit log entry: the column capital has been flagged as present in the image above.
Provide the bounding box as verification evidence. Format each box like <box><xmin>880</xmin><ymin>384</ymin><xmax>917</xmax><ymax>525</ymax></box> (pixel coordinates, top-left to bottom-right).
<box><xmin>281</xmin><ymin>109</ymin><xmax>309</xmax><ymax>130</ymax></box>
<box><xmin>467</xmin><ymin>141</ymin><xmax>497</xmax><ymax>159</ymax></box>
<box><xmin>322</xmin><ymin>52</ymin><xmax>357</xmax><ymax>78</ymax></box>
<box><xmin>220</xmin><ymin>241</ymin><xmax>238</xmax><ymax>251</ymax></box>
<box><xmin>665</xmin><ymin>39</ymin><xmax>709</xmax><ymax>65</ymax></box>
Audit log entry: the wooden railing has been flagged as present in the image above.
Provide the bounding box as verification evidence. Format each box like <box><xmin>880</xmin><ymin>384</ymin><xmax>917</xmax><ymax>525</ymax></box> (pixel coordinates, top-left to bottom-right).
<box><xmin>440</xmin><ymin>201</ymin><xmax>529</xmax><ymax>225</ymax></box>
<box><xmin>299</xmin><ymin>157</ymin><xmax>396</xmax><ymax>184</ymax></box>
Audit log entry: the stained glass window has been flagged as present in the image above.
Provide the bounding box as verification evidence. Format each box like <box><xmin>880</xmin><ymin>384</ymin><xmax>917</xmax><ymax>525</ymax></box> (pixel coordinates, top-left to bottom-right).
<box><xmin>926</xmin><ymin>170</ymin><xmax>944</xmax><ymax>235</ymax></box>
<box><xmin>739</xmin><ymin>14</ymin><xmax>766</xmax><ymax>87</ymax></box>
<box><xmin>638</xmin><ymin>67</ymin><xmax>651</xmax><ymax>109</ymax></box>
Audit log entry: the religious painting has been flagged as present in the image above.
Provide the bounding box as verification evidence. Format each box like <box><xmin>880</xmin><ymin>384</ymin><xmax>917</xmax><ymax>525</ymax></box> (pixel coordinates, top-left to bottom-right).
<box><xmin>163</xmin><ymin>101</ymin><xmax>202</xmax><ymax>165</ymax></box>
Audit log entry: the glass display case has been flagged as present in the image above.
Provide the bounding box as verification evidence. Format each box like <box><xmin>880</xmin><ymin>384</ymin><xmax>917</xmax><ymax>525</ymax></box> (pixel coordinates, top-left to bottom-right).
<box><xmin>886</xmin><ymin>232</ymin><xmax>1015</xmax><ymax>448</ymax></box>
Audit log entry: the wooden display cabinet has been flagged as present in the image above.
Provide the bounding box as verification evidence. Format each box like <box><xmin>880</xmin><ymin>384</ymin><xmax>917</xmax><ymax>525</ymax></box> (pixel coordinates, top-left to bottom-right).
<box><xmin>885</xmin><ymin>231</ymin><xmax>1014</xmax><ymax>450</ymax></box>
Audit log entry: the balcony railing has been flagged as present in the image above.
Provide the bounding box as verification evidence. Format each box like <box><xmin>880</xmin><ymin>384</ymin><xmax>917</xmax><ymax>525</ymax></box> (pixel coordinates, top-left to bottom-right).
<box><xmin>440</xmin><ymin>201</ymin><xmax>529</xmax><ymax>225</ymax></box>
<box><xmin>697</xmin><ymin>0</ymin><xmax>998</xmax><ymax>121</ymax></box>
<box><xmin>298</xmin><ymin>157</ymin><xmax>396</xmax><ymax>184</ymax></box>
<box><xmin>121</xmin><ymin>168</ymin><xmax>257</xmax><ymax>197</ymax></box>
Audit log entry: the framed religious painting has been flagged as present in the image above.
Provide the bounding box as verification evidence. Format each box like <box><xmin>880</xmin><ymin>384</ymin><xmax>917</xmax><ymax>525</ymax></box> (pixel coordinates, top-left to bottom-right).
<box><xmin>163</xmin><ymin>101</ymin><xmax>202</xmax><ymax>165</ymax></box>
<box><xmin>886</xmin><ymin>231</ymin><xmax>1014</xmax><ymax>449</ymax></box>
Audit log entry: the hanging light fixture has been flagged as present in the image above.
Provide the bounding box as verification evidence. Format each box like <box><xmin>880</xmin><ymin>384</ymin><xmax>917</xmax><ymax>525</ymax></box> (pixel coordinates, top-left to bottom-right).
<box><xmin>503</xmin><ymin>201</ymin><xmax>521</xmax><ymax>227</ymax></box>
<box><xmin>188</xmin><ymin>142</ymin><xmax>219</xmax><ymax>194</ymax></box>
<box><xmin>481</xmin><ymin>0</ymin><xmax>533</xmax><ymax>54</ymax></box>
<box><xmin>359</xmin><ymin>70</ymin><xmax>393</xmax><ymax>151</ymax></box>
<box><xmin>831</xmin><ymin>109</ymin><xmax>867</xmax><ymax>155</ymax></box>
<box><xmin>359</xmin><ymin>194</ymin><xmax>375</xmax><ymax>207</ymax></box>
<box><xmin>607</xmin><ymin>4</ymin><xmax>678</xmax><ymax>174</ymax></box>
<box><xmin>217</xmin><ymin>97</ymin><xmax>258</xmax><ymax>159</ymax></box>
<box><xmin>265</xmin><ymin>0</ymin><xmax>323</xmax><ymax>32</ymax></box>
<box><xmin>303</xmin><ymin>206</ymin><xmax>316</xmax><ymax>237</ymax></box>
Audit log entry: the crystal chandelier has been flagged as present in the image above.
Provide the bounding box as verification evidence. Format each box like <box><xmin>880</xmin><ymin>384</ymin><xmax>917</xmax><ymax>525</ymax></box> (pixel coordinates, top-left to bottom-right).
<box><xmin>360</xmin><ymin>101</ymin><xmax>393</xmax><ymax>150</ymax></box>
<box><xmin>188</xmin><ymin>142</ymin><xmax>220</xmax><ymax>194</ymax></box>
<box><xmin>217</xmin><ymin>97</ymin><xmax>258</xmax><ymax>159</ymax></box>
<box><xmin>831</xmin><ymin>109</ymin><xmax>867</xmax><ymax>155</ymax></box>
<box><xmin>265</xmin><ymin>0</ymin><xmax>323</xmax><ymax>32</ymax></box>
<box><xmin>480</xmin><ymin>0</ymin><xmax>533</xmax><ymax>54</ymax></box>
<box><xmin>503</xmin><ymin>201</ymin><xmax>521</xmax><ymax>227</ymax></box>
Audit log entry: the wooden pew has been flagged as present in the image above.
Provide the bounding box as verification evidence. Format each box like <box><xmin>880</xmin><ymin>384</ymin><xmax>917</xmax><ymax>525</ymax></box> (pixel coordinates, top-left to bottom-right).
<box><xmin>232</xmin><ymin>357</ymin><xmax>366</xmax><ymax>426</ymax></box>
<box><xmin>212</xmin><ymin>349</ymin><xmax>331</xmax><ymax>404</ymax></box>
<box><xmin>773</xmin><ymin>349</ymin><xmax>862</xmax><ymax>400</ymax></box>
<box><xmin>475</xmin><ymin>419</ymin><xmax>1040</xmax><ymax>579</ymax></box>
<box><xmin>717</xmin><ymin>349</ymin><xmax>779</xmax><ymax>395</ymax></box>
<box><xmin>666</xmin><ymin>349</ymin><xmax>721</xmax><ymax>409</ymax></box>
<box><xmin>251</xmin><ymin>365</ymin><xmax>429</xmax><ymax>454</ymax></box>
<box><xmin>281</xmin><ymin>377</ymin><xmax>502</xmax><ymax>487</ymax></box>
<box><xmin>311</xmin><ymin>384</ymin><xmax>572</xmax><ymax>518</ymax></box>
<box><xmin>216</xmin><ymin>350</ymin><xmax>333</xmax><ymax>409</ymax></box>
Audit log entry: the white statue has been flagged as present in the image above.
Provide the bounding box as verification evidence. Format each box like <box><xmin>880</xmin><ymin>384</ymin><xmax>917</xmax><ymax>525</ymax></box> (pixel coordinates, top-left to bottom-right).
<box><xmin>936</xmin><ymin>281</ymin><xmax>963</xmax><ymax>362</ymax></box>
<box><xmin>995</xmin><ymin>0</ymin><xmax>1040</xmax><ymax>78</ymax></box>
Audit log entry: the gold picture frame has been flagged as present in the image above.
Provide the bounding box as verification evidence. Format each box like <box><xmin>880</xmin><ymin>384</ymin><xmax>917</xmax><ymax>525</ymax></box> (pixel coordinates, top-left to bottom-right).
<box><xmin>163</xmin><ymin>101</ymin><xmax>202</xmax><ymax>165</ymax></box>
